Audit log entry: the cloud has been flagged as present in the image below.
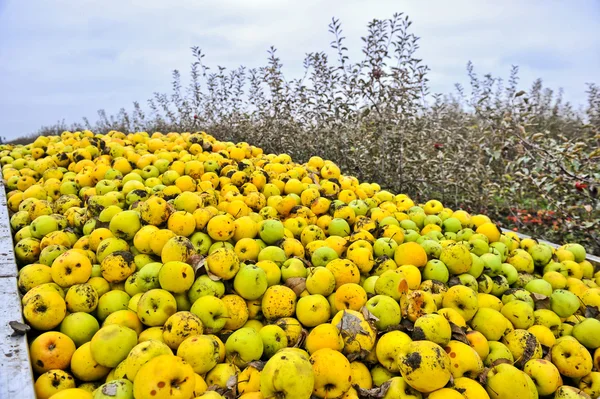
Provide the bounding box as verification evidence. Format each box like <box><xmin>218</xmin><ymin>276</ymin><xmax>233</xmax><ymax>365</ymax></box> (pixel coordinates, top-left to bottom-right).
<box><xmin>0</xmin><ymin>0</ymin><xmax>598</xmax><ymax>139</ymax></box>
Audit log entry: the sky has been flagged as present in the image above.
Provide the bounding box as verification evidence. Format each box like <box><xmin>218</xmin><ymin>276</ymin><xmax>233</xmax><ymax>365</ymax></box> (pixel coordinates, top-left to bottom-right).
<box><xmin>0</xmin><ymin>0</ymin><xmax>598</xmax><ymax>140</ymax></box>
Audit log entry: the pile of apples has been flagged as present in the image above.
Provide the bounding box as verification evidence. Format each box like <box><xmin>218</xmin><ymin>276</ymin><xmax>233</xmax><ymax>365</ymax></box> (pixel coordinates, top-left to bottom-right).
<box><xmin>3</xmin><ymin>130</ymin><xmax>600</xmax><ymax>399</ymax></box>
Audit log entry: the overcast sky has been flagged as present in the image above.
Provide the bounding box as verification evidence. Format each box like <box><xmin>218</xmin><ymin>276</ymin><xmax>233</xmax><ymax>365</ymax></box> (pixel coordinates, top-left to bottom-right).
<box><xmin>0</xmin><ymin>0</ymin><xmax>598</xmax><ymax>140</ymax></box>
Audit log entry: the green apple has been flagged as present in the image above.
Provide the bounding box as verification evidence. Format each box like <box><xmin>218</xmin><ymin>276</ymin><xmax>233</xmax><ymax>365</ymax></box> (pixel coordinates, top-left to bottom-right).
<box><xmin>281</xmin><ymin>258</ymin><xmax>308</xmax><ymax>281</ymax></box>
<box><xmin>543</xmin><ymin>261</ymin><xmax>569</xmax><ymax>277</ymax></box>
<box><xmin>134</xmin><ymin>254</ymin><xmax>154</xmax><ymax>271</ymax></box>
<box><xmin>366</xmin><ymin>295</ymin><xmax>401</xmax><ymax>330</ymax></box>
<box><xmin>90</xmin><ymin>325</ymin><xmax>138</xmax><ymax>367</ymax></box>
<box><xmin>109</xmin><ymin>210</ymin><xmax>142</xmax><ymax>241</ymax></box>
<box><xmin>423</xmin><ymin>215</ymin><xmax>442</xmax><ymax>227</ymax></box>
<box><xmin>93</xmin><ymin>379</ymin><xmax>134</xmax><ymax>399</ymax></box>
<box><xmin>362</xmin><ymin>275</ymin><xmax>379</xmax><ymax>295</ymax></box>
<box><xmin>403</xmin><ymin>229</ymin><xmax>420</xmax><ymax>242</ymax></box>
<box><xmin>550</xmin><ymin>289</ymin><xmax>580</xmax><ymax>318</ymax></box>
<box><xmin>442</xmin><ymin>217</ymin><xmax>462</xmax><ymax>233</ymax></box>
<box><xmin>327</xmin><ymin>218</ymin><xmax>351</xmax><ymax>237</ymax></box>
<box><xmin>225</xmin><ymin>327</ymin><xmax>264</xmax><ymax>367</ymax></box>
<box><xmin>525</xmin><ymin>279</ymin><xmax>553</xmax><ymax>297</ymax></box>
<box><xmin>379</xmin><ymin>216</ymin><xmax>400</xmax><ymax>227</ymax></box>
<box><xmin>444</xmin><ymin>232</ymin><xmax>457</xmax><ymax>241</ymax></box>
<box><xmin>209</xmin><ymin>241</ymin><xmax>234</xmax><ymax>254</ymax></box>
<box><xmin>426</xmin><ymin>230</ymin><xmax>444</xmax><ymax>241</ymax></box>
<box><xmin>348</xmin><ymin>200</ymin><xmax>369</xmax><ymax>216</ymax></box>
<box><xmin>528</xmin><ymin>244</ymin><xmax>553</xmax><ymax>268</ymax></box>
<box><xmin>458</xmin><ymin>274</ymin><xmax>478</xmax><ymax>291</ymax></box>
<box><xmin>374</xmin><ymin>270</ymin><xmax>404</xmax><ymax>301</ymax></box>
<box><xmin>514</xmin><ymin>273</ymin><xmax>535</xmax><ymax>288</ymax></box>
<box><xmin>501</xmin><ymin>288</ymin><xmax>534</xmax><ymax>308</ymax></box>
<box><xmin>373</xmin><ymin>238</ymin><xmax>398</xmax><ymax>258</ymax></box>
<box><xmin>30</xmin><ymin>215</ymin><xmax>59</xmax><ymax>239</ymax></box>
<box><xmin>259</xmin><ymin>325</ymin><xmax>288</xmax><ymax>359</ymax></box>
<box><xmin>190</xmin><ymin>295</ymin><xmax>229</xmax><ymax>333</ymax></box>
<box><xmin>467</xmin><ymin>254</ymin><xmax>484</xmax><ymax>278</ymax></box>
<box><xmin>484</xmin><ymin>341</ymin><xmax>514</xmax><ymax>367</ymax></box>
<box><xmin>399</xmin><ymin>220</ymin><xmax>418</xmax><ymax>231</ymax></box>
<box><xmin>499</xmin><ymin>263</ymin><xmax>519</xmax><ymax>285</ymax></box>
<box><xmin>469</xmin><ymin>239</ymin><xmax>489</xmax><ymax>257</ymax></box>
<box><xmin>97</xmin><ymin>290</ymin><xmax>131</xmax><ymax>321</ymax></box>
<box><xmin>456</xmin><ymin>228</ymin><xmax>475</xmax><ymax>242</ymax></box>
<box><xmin>190</xmin><ymin>232</ymin><xmax>212</xmax><ymax>256</ymax></box>
<box><xmin>490</xmin><ymin>242</ymin><xmax>508</xmax><ymax>262</ymax></box>
<box><xmin>136</xmin><ymin>289</ymin><xmax>177</xmax><ymax>326</ymax></box>
<box><xmin>234</xmin><ymin>264</ymin><xmax>268</xmax><ymax>300</ymax></box>
<box><xmin>572</xmin><ymin>318</ymin><xmax>600</xmax><ymax>348</ymax></box>
<box><xmin>490</xmin><ymin>275</ymin><xmax>510</xmax><ymax>297</ymax></box>
<box><xmin>423</xmin><ymin>260</ymin><xmax>449</xmax><ymax>283</ymax></box>
<box><xmin>259</xmin><ymin>220</ymin><xmax>285</xmax><ymax>244</ymax></box>
<box><xmin>562</xmin><ymin>243</ymin><xmax>586</xmax><ymax>263</ymax></box>
<box><xmin>420</xmin><ymin>239</ymin><xmax>442</xmax><ymax>259</ymax></box>
<box><xmin>409</xmin><ymin>212</ymin><xmax>426</xmax><ymax>229</ymax></box>
<box><xmin>188</xmin><ymin>275</ymin><xmax>225</xmax><ymax>304</ymax></box>
<box><xmin>311</xmin><ymin>246</ymin><xmax>338</xmax><ymax>267</ymax></box>
<box><xmin>480</xmin><ymin>253</ymin><xmax>502</xmax><ymax>276</ymax></box>
<box><xmin>258</xmin><ymin>246</ymin><xmax>288</xmax><ymax>266</ymax></box>
<box><xmin>60</xmin><ymin>312</ymin><xmax>100</xmax><ymax>347</ymax></box>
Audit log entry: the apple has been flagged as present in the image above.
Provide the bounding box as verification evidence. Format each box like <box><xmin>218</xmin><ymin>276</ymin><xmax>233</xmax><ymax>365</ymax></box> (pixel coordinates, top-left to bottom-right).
<box><xmin>480</xmin><ymin>253</ymin><xmax>502</xmax><ymax>276</ymax></box>
<box><xmin>423</xmin><ymin>215</ymin><xmax>442</xmax><ymax>227</ymax></box>
<box><xmin>348</xmin><ymin>200</ymin><xmax>369</xmax><ymax>216</ymax></box>
<box><xmin>93</xmin><ymin>379</ymin><xmax>134</xmax><ymax>399</ymax></box>
<box><xmin>259</xmin><ymin>220</ymin><xmax>285</xmax><ymax>244</ymax></box>
<box><xmin>136</xmin><ymin>289</ymin><xmax>177</xmax><ymax>326</ymax></box>
<box><xmin>490</xmin><ymin>275</ymin><xmax>510</xmax><ymax>297</ymax></box>
<box><xmin>572</xmin><ymin>318</ymin><xmax>600</xmax><ymax>348</ymax></box>
<box><xmin>403</xmin><ymin>229</ymin><xmax>420</xmax><ymax>242</ymax></box>
<box><xmin>442</xmin><ymin>217</ymin><xmax>462</xmax><ymax>233</ymax></box>
<box><xmin>458</xmin><ymin>274</ymin><xmax>478</xmax><ymax>292</ymax></box>
<box><xmin>189</xmin><ymin>232</ymin><xmax>212</xmax><ymax>256</ymax></box>
<box><xmin>374</xmin><ymin>270</ymin><xmax>405</xmax><ymax>301</ymax></box>
<box><xmin>225</xmin><ymin>327</ymin><xmax>264</xmax><ymax>368</ymax></box>
<box><xmin>525</xmin><ymin>279</ymin><xmax>553</xmax><ymax>297</ymax></box>
<box><xmin>399</xmin><ymin>220</ymin><xmax>418</xmax><ymax>231</ymax></box>
<box><xmin>468</xmin><ymin>238</ymin><xmax>489</xmax><ymax>257</ymax></box>
<box><xmin>59</xmin><ymin>312</ymin><xmax>100</xmax><ymax>347</ymax></box>
<box><xmin>456</xmin><ymin>228</ymin><xmax>475</xmax><ymax>242</ymax></box>
<box><xmin>257</xmin><ymin>246</ymin><xmax>288</xmax><ymax>266</ymax></box>
<box><xmin>499</xmin><ymin>263</ymin><xmax>518</xmax><ymax>285</ymax></box>
<box><xmin>379</xmin><ymin>216</ymin><xmax>400</xmax><ymax>227</ymax></box>
<box><xmin>90</xmin><ymin>325</ymin><xmax>138</xmax><ymax>368</ymax></box>
<box><xmin>529</xmin><ymin>244</ymin><xmax>553</xmax><ymax>268</ymax></box>
<box><xmin>233</xmin><ymin>264</ymin><xmax>268</xmax><ymax>300</ymax></box>
<box><xmin>188</xmin><ymin>275</ymin><xmax>225</xmax><ymax>304</ymax></box>
<box><xmin>281</xmin><ymin>258</ymin><xmax>308</xmax><ymax>281</ymax></box>
<box><xmin>550</xmin><ymin>290</ymin><xmax>580</xmax><ymax>318</ymax></box>
<box><xmin>97</xmin><ymin>290</ymin><xmax>131</xmax><ymax>322</ymax></box>
<box><xmin>311</xmin><ymin>246</ymin><xmax>339</xmax><ymax>267</ymax></box>
<box><xmin>327</xmin><ymin>218</ymin><xmax>351</xmax><ymax>237</ymax></box>
<box><xmin>562</xmin><ymin>243</ymin><xmax>587</xmax><ymax>263</ymax></box>
<box><xmin>467</xmin><ymin>254</ymin><xmax>484</xmax><ymax>278</ymax></box>
<box><xmin>420</xmin><ymin>239</ymin><xmax>442</xmax><ymax>259</ymax></box>
<box><xmin>190</xmin><ymin>295</ymin><xmax>229</xmax><ymax>333</ymax></box>
<box><xmin>134</xmin><ymin>262</ymin><xmax>162</xmax><ymax>292</ymax></box>
<box><xmin>373</xmin><ymin>238</ymin><xmax>398</xmax><ymax>258</ymax></box>
<box><xmin>423</xmin><ymin>260</ymin><xmax>449</xmax><ymax>283</ymax></box>
<box><xmin>259</xmin><ymin>325</ymin><xmax>288</xmax><ymax>359</ymax></box>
